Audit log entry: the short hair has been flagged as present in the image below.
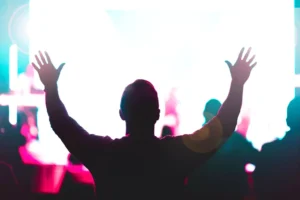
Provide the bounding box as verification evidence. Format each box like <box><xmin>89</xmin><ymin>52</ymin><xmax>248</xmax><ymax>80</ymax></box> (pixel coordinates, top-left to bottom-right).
<box><xmin>120</xmin><ymin>79</ymin><xmax>159</xmax><ymax>121</ymax></box>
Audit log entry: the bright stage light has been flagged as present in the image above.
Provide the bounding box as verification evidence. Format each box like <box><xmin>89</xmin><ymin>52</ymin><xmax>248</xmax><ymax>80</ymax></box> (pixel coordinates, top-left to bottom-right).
<box><xmin>28</xmin><ymin>0</ymin><xmax>294</xmax><ymax>164</ymax></box>
<box><xmin>245</xmin><ymin>163</ymin><xmax>256</xmax><ymax>173</ymax></box>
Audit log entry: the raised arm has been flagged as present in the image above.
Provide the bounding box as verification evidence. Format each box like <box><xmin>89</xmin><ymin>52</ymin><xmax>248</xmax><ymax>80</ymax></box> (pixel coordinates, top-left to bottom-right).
<box><xmin>183</xmin><ymin>48</ymin><xmax>257</xmax><ymax>153</ymax></box>
<box><xmin>32</xmin><ymin>51</ymin><xmax>110</xmax><ymax>160</ymax></box>
<box><xmin>44</xmin><ymin>81</ymin><xmax>91</xmax><ymax>154</ymax></box>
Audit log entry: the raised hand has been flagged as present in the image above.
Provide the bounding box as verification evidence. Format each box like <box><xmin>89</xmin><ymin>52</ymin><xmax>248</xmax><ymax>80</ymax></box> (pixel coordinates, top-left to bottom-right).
<box><xmin>225</xmin><ymin>47</ymin><xmax>257</xmax><ymax>85</ymax></box>
<box><xmin>32</xmin><ymin>51</ymin><xmax>65</xmax><ymax>87</ymax></box>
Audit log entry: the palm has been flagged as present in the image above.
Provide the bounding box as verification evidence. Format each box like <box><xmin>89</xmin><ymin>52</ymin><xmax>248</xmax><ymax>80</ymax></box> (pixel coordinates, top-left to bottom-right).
<box><xmin>225</xmin><ymin>48</ymin><xmax>257</xmax><ymax>85</ymax></box>
<box><xmin>32</xmin><ymin>51</ymin><xmax>65</xmax><ymax>87</ymax></box>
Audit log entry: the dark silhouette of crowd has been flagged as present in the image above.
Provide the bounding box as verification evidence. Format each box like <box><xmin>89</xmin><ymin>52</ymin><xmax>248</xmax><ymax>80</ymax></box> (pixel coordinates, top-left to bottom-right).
<box><xmin>0</xmin><ymin>46</ymin><xmax>299</xmax><ymax>200</ymax></box>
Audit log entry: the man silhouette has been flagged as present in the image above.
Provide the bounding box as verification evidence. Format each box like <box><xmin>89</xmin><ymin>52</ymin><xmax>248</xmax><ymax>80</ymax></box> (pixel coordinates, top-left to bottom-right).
<box><xmin>32</xmin><ymin>47</ymin><xmax>256</xmax><ymax>200</ymax></box>
<box><xmin>254</xmin><ymin>97</ymin><xmax>300</xmax><ymax>200</ymax></box>
<box><xmin>187</xmin><ymin>99</ymin><xmax>258</xmax><ymax>199</ymax></box>
<box><xmin>0</xmin><ymin>116</ymin><xmax>27</xmax><ymax>188</ymax></box>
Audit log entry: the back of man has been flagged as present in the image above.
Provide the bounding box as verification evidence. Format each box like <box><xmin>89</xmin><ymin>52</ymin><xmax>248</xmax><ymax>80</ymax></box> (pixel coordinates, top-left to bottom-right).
<box><xmin>186</xmin><ymin>99</ymin><xmax>258</xmax><ymax>199</ymax></box>
<box><xmin>188</xmin><ymin>132</ymin><xmax>258</xmax><ymax>199</ymax></box>
<box><xmin>88</xmin><ymin>135</ymin><xmax>210</xmax><ymax>200</ymax></box>
<box><xmin>32</xmin><ymin>48</ymin><xmax>257</xmax><ymax>200</ymax></box>
<box><xmin>254</xmin><ymin>98</ymin><xmax>300</xmax><ymax>200</ymax></box>
<box><xmin>255</xmin><ymin>134</ymin><xmax>300</xmax><ymax>199</ymax></box>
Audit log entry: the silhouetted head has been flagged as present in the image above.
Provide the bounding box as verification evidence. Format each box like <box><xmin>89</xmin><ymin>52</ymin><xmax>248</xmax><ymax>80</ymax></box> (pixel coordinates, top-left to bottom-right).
<box><xmin>161</xmin><ymin>125</ymin><xmax>174</xmax><ymax>137</ymax></box>
<box><xmin>203</xmin><ymin>99</ymin><xmax>222</xmax><ymax>123</ymax></box>
<box><xmin>286</xmin><ymin>97</ymin><xmax>300</xmax><ymax>131</ymax></box>
<box><xmin>120</xmin><ymin>79</ymin><xmax>160</xmax><ymax>135</ymax></box>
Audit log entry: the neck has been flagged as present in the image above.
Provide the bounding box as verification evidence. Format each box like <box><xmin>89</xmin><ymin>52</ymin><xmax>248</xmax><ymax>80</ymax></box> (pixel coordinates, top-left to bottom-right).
<box><xmin>126</xmin><ymin>123</ymin><xmax>155</xmax><ymax>138</ymax></box>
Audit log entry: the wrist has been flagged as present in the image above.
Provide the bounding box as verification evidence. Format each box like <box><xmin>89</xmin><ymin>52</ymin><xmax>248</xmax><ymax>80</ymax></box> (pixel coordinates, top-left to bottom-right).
<box><xmin>231</xmin><ymin>80</ymin><xmax>245</xmax><ymax>87</ymax></box>
<box><xmin>229</xmin><ymin>80</ymin><xmax>244</xmax><ymax>95</ymax></box>
<box><xmin>44</xmin><ymin>83</ymin><xmax>58</xmax><ymax>92</ymax></box>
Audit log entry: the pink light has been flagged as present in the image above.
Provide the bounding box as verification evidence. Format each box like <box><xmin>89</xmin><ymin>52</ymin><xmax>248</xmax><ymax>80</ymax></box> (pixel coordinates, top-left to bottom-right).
<box><xmin>245</xmin><ymin>163</ymin><xmax>256</xmax><ymax>173</ymax></box>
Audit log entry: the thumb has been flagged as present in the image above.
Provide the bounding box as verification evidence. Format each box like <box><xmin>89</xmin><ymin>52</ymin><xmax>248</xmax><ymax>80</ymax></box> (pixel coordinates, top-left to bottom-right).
<box><xmin>225</xmin><ymin>60</ymin><xmax>232</xmax><ymax>68</ymax></box>
<box><xmin>57</xmin><ymin>63</ymin><xmax>65</xmax><ymax>74</ymax></box>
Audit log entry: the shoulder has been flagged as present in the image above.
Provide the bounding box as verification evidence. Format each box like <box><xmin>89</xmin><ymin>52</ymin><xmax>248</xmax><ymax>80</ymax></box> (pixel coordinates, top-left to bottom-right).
<box><xmin>261</xmin><ymin>139</ymin><xmax>281</xmax><ymax>151</ymax></box>
<box><xmin>160</xmin><ymin>135</ymin><xmax>183</xmax><ymax>144</ymax></box>
<box><xmin>90</xmin><ymin>134</ymin><xmax>113</xmax><ymax>141</ymax></box>
<box><xmin>88</xmin><ymin>134</ymin><xmax>113</xmax><ymax>146</ymax></box>
<box><xmin>229</xmin><ymin>132</ymin><xmax>251</xmax><ymax>145</ymax></box>
<box><xmin>160</xmin><ymin>135</ymin><xmax>196</xmax><ymax>152</ymax></box>
<box><xmin>158</xmin><ymin>136</ymin><xmax>184</xmax><ymax>152</ymax></box>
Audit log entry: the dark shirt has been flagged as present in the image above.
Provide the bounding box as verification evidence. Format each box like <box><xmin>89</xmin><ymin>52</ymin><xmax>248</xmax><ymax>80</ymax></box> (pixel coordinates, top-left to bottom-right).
<box><xmin>254</xmin><ymin>131</ymin><xmax>300</xmax><ymax>200</ymax></box>
<box><xmin>187</xmin><ymin>132</ymin><xmax>258</xmax><ymax>199</ymax></box>
<box><xmin>50</xmin><ymin>127</ymin><xmax>216</xmax><ymax>200</ymax></box>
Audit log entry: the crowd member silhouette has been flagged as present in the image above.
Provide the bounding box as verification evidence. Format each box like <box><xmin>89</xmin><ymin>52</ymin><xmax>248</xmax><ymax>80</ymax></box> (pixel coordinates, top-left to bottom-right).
<box><xmin>0</xmin><ymin>116</ymin><xmax>25</xmax><ymax>163</ymax></box>
<box><xmin>254</xmin><ymin>97</ymin><xmax>300</xmax><ymax>200</ymax></box>
<box><xmin>203</xmin><ymin>99</ymin><xmax>222</xmax><ymax>123</ymax></box>
<box><xmin>0</xmin><ymin>116</ymin><xmax>26</xmax><ymax>177</ymax></box>
<box><xmin>187</xmin><ymin>99</ymin><xmax>258</xmax><ymax>199</ymax></box>
<box><xmin>32</xmin><ymin>47</ymin><xmax>257</xmax><ymax>200</ymax></box>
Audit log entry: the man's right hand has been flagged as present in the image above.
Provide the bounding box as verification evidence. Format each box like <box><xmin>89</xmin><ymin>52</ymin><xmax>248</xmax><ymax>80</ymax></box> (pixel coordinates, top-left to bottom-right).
<box><xmin>225</xmin><ymin>47</ymin><xmax>257</xmax><ymax>85</ymax></box>
<box><xmin>32</xmin><ymin>51</ymin><xmax>65</xmax><ymax>88</ymax></box>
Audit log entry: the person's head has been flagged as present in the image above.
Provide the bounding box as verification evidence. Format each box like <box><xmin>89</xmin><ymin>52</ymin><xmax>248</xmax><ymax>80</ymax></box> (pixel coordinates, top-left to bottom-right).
<box><xmin>161</xmin><ymin>125</ymin><xmax>174</xmax><ymax>137</ymax></box>
<box><xmin>203</xmin><ymin>99</ymin><xmax>221</xmax><ymax>123</ymax></box>
<box><xmin>286</xmin><ymin>97</ymin><xmax>300</xmax><ymax>131</ymax></box>
<box><xmin>119</xmin><ymin>79</ymin><xmax>160</xmax><ymax>135</ymax></box>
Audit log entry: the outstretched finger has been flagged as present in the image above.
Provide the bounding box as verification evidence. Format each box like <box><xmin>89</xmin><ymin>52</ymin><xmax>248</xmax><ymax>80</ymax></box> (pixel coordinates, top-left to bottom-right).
<box><xmin>44</xmin><ymin>51</ymin><xmax>52</xmax><ymax>64</ymax></box>
<box><xmin>57</xmin><ymin>63</ymin><xmax>65</xmax><ymax>74</ymax></box>
<box><xmin>35</xmin><ymin>55</ymin><xmax>43</xmax><ymax>67</ymax></box>
<box><xmin>247</xmin><ymin>55</ymin><xmax>256</xmax><ymax>65</ymax></box>
<box><xmin>243</xmin><ymin>47</ymin><xmax>252</xmax><ymax>61</ymax></box>
<box><xmin>32</xmin><ymin>63</ymin><xmax>40</xmax><ymax>72</ymax></box>
<box><xmin>237</xmin><ymin>47</ymin><xmax>245</xmax><ymax>61</ymax></box>
<box><xmin>39</xmin><ymin>51</ymin><xmax>47</xmax><ymax>65</ymax></box>
<box><xmin>250</xmin><ymin>62</ymin><xmax>257</xmax><ymax>69</ymax></box>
